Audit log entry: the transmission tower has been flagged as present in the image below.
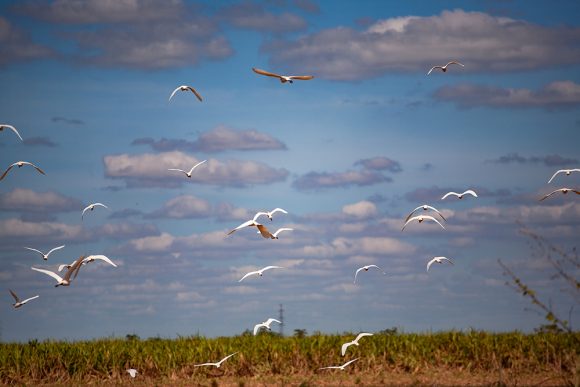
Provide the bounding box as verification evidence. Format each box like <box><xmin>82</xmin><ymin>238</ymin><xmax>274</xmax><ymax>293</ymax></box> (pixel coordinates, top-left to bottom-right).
<box><xmin>278</xmin><ymin>304</ymin><xmax>284</xmax><ymax>336</ymax></box>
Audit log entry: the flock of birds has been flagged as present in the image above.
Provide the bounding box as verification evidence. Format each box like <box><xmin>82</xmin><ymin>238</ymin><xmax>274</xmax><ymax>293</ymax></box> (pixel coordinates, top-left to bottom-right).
<box><xmin>2</xmin><ymin>59</ymin><xmax>579</xmax><ymax>379</ymax></box>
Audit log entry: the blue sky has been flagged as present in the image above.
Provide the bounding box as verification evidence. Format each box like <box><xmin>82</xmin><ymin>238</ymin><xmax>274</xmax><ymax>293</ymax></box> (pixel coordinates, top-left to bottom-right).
<box><xmin>0</xmin><ymin>0</ymin><xmax>579</xmax><ymax>342</ymax></box>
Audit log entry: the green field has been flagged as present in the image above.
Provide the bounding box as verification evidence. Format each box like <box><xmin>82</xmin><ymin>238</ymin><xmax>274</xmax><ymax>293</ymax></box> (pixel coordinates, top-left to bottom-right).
<box><xmin>1</xmin><ymin>331</ymin><xmax>578</xmax><ymax>385</ymax></box>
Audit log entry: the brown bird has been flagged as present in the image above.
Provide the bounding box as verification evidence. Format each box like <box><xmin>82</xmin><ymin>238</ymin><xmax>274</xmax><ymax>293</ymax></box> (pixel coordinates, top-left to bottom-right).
<box><xmin>252</xmin><ymin>68</ymin><xmax>314</xmax><ymax>84</ymax></box>
<box><xmin>0</xmin><ymin>161</ymin><xmax>45</xmax><ymax>181</ymax></box>
<box><xmin>539</xmin><ymin>188</ymin><xmax>580</xmax><ymax>201</ymax></box>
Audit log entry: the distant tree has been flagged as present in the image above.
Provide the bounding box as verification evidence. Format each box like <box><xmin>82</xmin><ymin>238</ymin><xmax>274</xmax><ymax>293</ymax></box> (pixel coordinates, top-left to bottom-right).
<box><xmin>293</xmin><ymin>329</ymin><xmax>307</xmax><ymax>338</ymax></box>
<box><xmin>499</xmin><ymin>227</ymin><xmax>579</xmax><ymax>333</ymax></box>
<box><xmin>378</xmin><ymin>327</ymin><xmax>398</xmax><ymax>336</ymax></box>
<box><xmin>125</xmin><ymin>334</ymin><xmax>140</xmax><ymax>341</ymax></box>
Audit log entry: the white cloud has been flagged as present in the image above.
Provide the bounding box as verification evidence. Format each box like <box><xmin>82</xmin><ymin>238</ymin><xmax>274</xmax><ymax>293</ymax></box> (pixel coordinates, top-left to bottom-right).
<box><xmin>342</xmin><ymin>200</ymin><xmax>378</xmax><ymax>219</ymax></box>
<box><xmin>148</xmin><ymin>195</ymin><xmax>212</xmax><ymax>219</ymax></box>
<box><xmin>0</xmin><ymin>188</ymin><xmax>81</xmax><ymax>213</ymax></box>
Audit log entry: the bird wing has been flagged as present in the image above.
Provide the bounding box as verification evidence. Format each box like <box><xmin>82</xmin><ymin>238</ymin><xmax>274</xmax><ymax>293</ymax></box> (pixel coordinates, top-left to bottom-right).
<box><xmin>168</xmin><ymin>168</ymin><xmax>187</xmax><ymax>176</ymax></box>
<box><xmin>427</xmin><ymin>66</ymin><xmax>441</xmax><ymax>75</ymax></box>
<box><xmin>401</xmin><ymin>216</ymin><xmax>420</xmax><ymax>231</ymax></box>
<box><xmin>21</xmin><ymin>295</ymin><xmax>39</xmax><ymax>304</ymax></box>
<box><xmin>426</xmin><ymin>258</ymin><xmax>436</xmax><ymax>272</ymax></box>
<box><xmin>24</xmin><ymin>247</ymin><xmax>44</xmax><ymax>256</ymax></box>
<box><xmin>228</xmin><ymin>219</ymin><xmax>255</xmax><ymax>235</ymax></box>
<box><xmin>194</xmin><ymin>362</ymin><xmax>215</xmax><ymax>367</ymax></box>
<box><xmin>47</xmin><ymin>245</ymin><xmax>65</xmax><ymax>257</ymax></box>
<box><xmin>354</xmin><ymin>267</ymin><xmax>364</xmax><ymax>283</ymax></box>
<box><xmin>266</xmin><ymin>318</ymin><xmax>281</xmax><ymax>325</ymax></box>
<box><xmin>58</xmin><ymin>264</ymin><xmax>71</xmax><ymax>272</ymax></box>
<box><xmin>262</xmin><ymin>265</ymin><xmax>284</xmax><ymax>272</ymax></box>
<box><xmin>355</xmin><ymin>332</ymin><xmax>373</xmax><ymax>341</ymax></box>
<box><xmin>447</xmin><ymin>61</ymin><xmax>464</xmax><ymax>67</ymax></box>
<box><xmin>81</xmin><ymin>205</ymin><xmax>91</xmax><ymax>218</ymax></box>
<box><xmin>441</xmin><ymin>192</ymin><xmax>459</xmax><ymax>200</ymax></box>
<box><xmin>238</xmin><ymin>271</ymin><xmax>257</xmax><ymax>282</ymax></box>
<box><xmin>463</xmin><ymin>190</ymin><xmax>478</xmax><ymax>197</ymax></box>
<box><xmin>272</xmin><ymin>228</ymin><xmax>293</xmax><ymax>238</ymax></box>
<box><xmin>368</xmin><ymin>265</ymin><xmax>386</xmax><ymax>274</ymax></box>
<box><xmin>573</xmin><ymin>190</ymin><xmax>580</xmax><ymax>195</ymax></box>
<box><xmin>270</xmin><ymin>208</ymin><xmax>288</xmax><ymax>216</ymax></box>
<box><xmin>168</xmin><ymin>86</ymin><xmax>181</xmax><ymax>101</ymax></box>
<box><xmin>4</xmin><ymin>125</ymin><xmax>23</xmax><ymax>141</ymax></box>
<box><xmin>256</xmin><ymin>224</ymin><xmax>274</xmax><ymax>239</ymax></box>
<box><xmin>319</xmin><ymin>366</ymin><xmax>341</xmax><ymax>370</ymax></box>
<box><xmin>539</xmin><ymin>189</ymin><xmax>560</xmax><ymax>201</ymax></box>
<box><xmin>547</xmin><ymin>170</ymin><xmax>564</xmax><ymax>184</ymax></box>
<box><xmin>427</xmin><ymin>205</ymin><xmax>447</xmax><ymax>221</ymax></box>
<box><xmin>27</xmin><ymin>162</ymin><xmax>46</xmax><ymax>175</ymax></box>
<box><xmin>441</xmin><ymin>257</ymin><xmax>454</xmax><ymax>265</ymax></box>
<box><xmin>31</xmin><ymin>267</ymin><xmax>63</xmax><ymax>283</ymax></box>
<box><xmin>9</xmin><ymin>289</ymin><xmax>19</xmax><ymax>303</ymax></box>
<box><xmin>404</xmin><ymin>206</ymin><xmax>423</xmax><ymax>222</ymax></box>
<box><xmin>253</xmin><ymin>212</ymin><xmax>268</xmax><ymax>221</ymax></box>
<box><xmin>218</xmin><ymin>352</ymin><xmax>238</xmax><ymax>365</ymax></box>
<box><xmin>0</xmin><ymin>164</ymin><xmax>16</xmax><ymax>181</ymax></box>
<box><xmin>84</xmin><ymin>255</ymin><xmax>118</xmax><ymax>267</ymax></box>
<box><xmin>288</xmin><ymin>75</ymin><xmax>314</xmax><ymax>80</ymax></box>
<box><xmin>64</xmin><ymin>256</ymin><xmax>85</xmax><ymax>282</ymax></box>
<box><xmin>253</xmin><ymin>323</ymin><xmax>263</xmax><ymax>335</ymax></box>
<box><xmin>186</xmin><ymin>86</ymin><xmax>203</xmax><ymax>102</ymax></box>
<box><xmin>425</xmin><ymin>216</ymin><xmax>446</xmax><ymax>229</ymax></box>
<box><xmin>342</xmin><ymin>358</ymin><xmax>359</xmax><ymax>368</ymax></box>
<box><xmin>252</xmin><ymin>68</ymin><xmax>282</xmax><ymax>79</ymax></box>
<box><xmin>188</xmin><ymin>159</ymin><xmax>207</xmax><ymax>174</ymax></box>
<box><xmin>341</xmin><ymin>342</ymin><xmax>352</xmax><ymax>356</ymax></box>
<box><xmin>93</xmin><ymin>203</ymin><xmax>108</xmax><ymax>209</ymax></box>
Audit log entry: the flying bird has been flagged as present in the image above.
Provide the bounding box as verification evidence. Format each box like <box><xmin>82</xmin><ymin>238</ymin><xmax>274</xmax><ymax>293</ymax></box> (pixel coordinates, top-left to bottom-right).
<box><xmin>547</xmin><ymin>169</ymin><xmax>580</xmax><ymax>184</ymax></box>
<box><xmin>341</xmin><ymin>333</ymin><xmax>373</xmax><ymax>356</ymax></box>
<box><xmin>58</xmin><ymin>255</ymin><xmax>117</xmax><ymax>272</ymax></box>
<box><xmin>126</xmin><ymin>369</ymin><xmax>138</xmax><ymax>378</ymax></box>
<box><xmin>354</xmin><ymin>265</ymin><xmax>386</xmax><ymax>284</ymax></box>
<box><xmin>168</xmin><ymin>160</ymin><xmax>207</xmax><ymax>178</ymax></box>
<box><xmin>0</xmin><ymin>124</ymin><xmax>23</xmax><ymax>141</ymax></box>
<box><xmin>539</xmin><ymin>188</ymin><xmax>580</xmax><ymax>201</ymax></box>
<box><xmin>257</xmin><ymin>227</ymin><xmax>294</xmax><ymax>239</ymax></box>
<box><xmin>238</xmin><ymin>266</ymin><xmax>284</xmax><ymax>282</ymax></box>
<box><xmin>0</xmin><ymin>161</ymin><xmax>45</xmax><ymax>181</ymax></box>
<box><xmin>24</xmin><ymin>245</ymin><xmax>65</xmax><ymax>261</ymax></box>
<box><xmin>427</xmin><ymin>61</ymin><xmax>464</xmax><ymax>75</ymax></box>
<box><xmin>169</xmin><ymin>85</ymin><xmax>202</xmax><ymax>102</ymax></box>
<box><xmin>401</xmin><ymin>215</ymin><xmax>445</xmax><ymax>231</ymax></box>
<box><xmin>254</xmin><ymin>208</ymin><xmax>288</xmax><ymax>221</ymax></box>
<box><xmin>194</xmin><ymin>352</ymin><xmax>238</xmax><ymax>368</ymax></box>
<box><xmin>405</xmin><ymin>204</ymin><xmax>446</xmax><ymax>222</ymax></box>
<box><xmin>252</xmin><ymin>68</ymin><xmax>314</xmax><ymax>84</ymax></box>
<box><xmin>319</xmin><ymin>358</ymin><xmax>359</xmax><ymax>371</ymax></box>
<box><xmin>31</xmin><ymin>256</ymin><xmax>85</xmax><ymax>287</ymax></box>
<box><xmin>9</xmin><ymin>289</ymin><xmax>39</xmax><ymax>309</ymax></box>
<box><xmin>253</xmin><ymin>318</ymin><xmax>281</xmax><ymax>335</ymax></box>
<box><xmin>82</xmin><ymin>203</ymin><xmax>108</xmax><ymax>220</ymax></box>
<box><xmin>441</xmin><ymin>190</ymin><xmax>478</xmax><ymax>200</ymax></box>
<box><xmin>426</xmin><ymin>256</ymin><xmax>454</xmax><ymax>272</ymax></box>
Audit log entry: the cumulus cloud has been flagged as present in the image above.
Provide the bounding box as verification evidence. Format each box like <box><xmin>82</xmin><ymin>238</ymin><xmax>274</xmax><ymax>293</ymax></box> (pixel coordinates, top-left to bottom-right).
<box><xmin>147</xmin><ymin>195</ymin><xmax>212</xmax><ymax>219</ymax></box>
<box><xmin>0</xmin><ymin>188</ymin><xmax>82</xmax><ymax>213</ymax></box>
<box><xmin>342</xmin><ymin>200</ymin><xmax>378</xmax><ymax>219</ymax></box>
<box><xmin>23</xmin><ymin>136</ymin><xmax>57</xmax><ymax>147</ymax></box>
<box><xmin>293</xmin><ymin>170</ymin><xmax>392</xmax><ymax>190</ymax></box>
<box><xmin>0</xmin><ymin>218</ymin><xmax>88</xmax><ymax>245</ymax></box>
<box><xmin>220</xmin><ymin>2</ymin><xmax>307</xmax><ymax>33</ymax></box>
<box><xmin>488</xmin><ymin>153</ymin><xmax>578</xmax><ymax>167</ymax></box>
<box><xmin>354</xmin><ymin>157</ymin><xmax>402</xmax><ymax>172</ymax></box>
<box><xmin>132</xmin><ymin>125</ymin><xmax>287</xmax><ymax>153</ymax></box>
<box><xmin>103</xmin><ymin>151</ymin><xmax>289</xmax><ymax>188</ymax></box>
<box><xmin>262</xmin><ymin>9</ymin><xmax>580</xmax><ymax>80</ymax></box>
<box><xmin>17</xmin><ymin>1</ymin><xmax>232</xmax><ymax>70</ymax></box>
<box><xmin>434</xmin><ymin>81</ymin><xmax>580</xmax><ymax>110</ymax></box>
<box><xmin>97</xmin><ymin>222</ymin><xmax>159</xmax><ymax>240</ymax></box>
<box><xmin>0</xmin><ymin>16</ymin><xmax>54</xmax><ymax>66</ymax></box>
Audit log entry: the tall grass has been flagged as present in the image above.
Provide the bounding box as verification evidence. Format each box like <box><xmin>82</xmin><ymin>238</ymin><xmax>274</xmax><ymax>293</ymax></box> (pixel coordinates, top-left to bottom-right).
<box><xmin>0</xmin><ymin>331</ymin><xmax>577</xmax><ymax>384</ymax></box>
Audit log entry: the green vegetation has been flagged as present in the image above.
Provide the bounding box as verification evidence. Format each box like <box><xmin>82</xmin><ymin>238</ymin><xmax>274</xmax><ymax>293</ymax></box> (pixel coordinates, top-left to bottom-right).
<box><xmin>0</xmin><ymin>331</ymin><xmax>578</xmax><ymax>384</ymax></box>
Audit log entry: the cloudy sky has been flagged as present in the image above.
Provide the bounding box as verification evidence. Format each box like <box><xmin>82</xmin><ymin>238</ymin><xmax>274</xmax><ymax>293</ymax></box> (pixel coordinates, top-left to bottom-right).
<box><xmin>1</xmin><ymin>0</ymin><xmax>579</xmax><ymax>342</ymax></box>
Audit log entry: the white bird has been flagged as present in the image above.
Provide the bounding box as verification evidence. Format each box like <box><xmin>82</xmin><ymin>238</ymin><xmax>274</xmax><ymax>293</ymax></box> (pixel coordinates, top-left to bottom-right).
<box><xmin>0</xmin><ymin>124</ymin><xmax>23</xmax><ymax>141</ymax></box>
<box><xmin>126</xmin><ymin>369</ymin><xmax>138</xmax><ymax>378</ymax></box>
<box><xmin>24</xmin><ymin>245</ymin><xmax>65</xmax><ymax>261</ymax></box>
<box><xmin>168</xmin><ymin>160</ymin><xmax>207</xmax><ymax>178</ymax></box>
<box><xmin>401</xmin><ymin>215</ymin><xmax>445</xmax><ymax>231</ymax></box>
<box><xmin>253</xmin><ymin>318</ymin><xmax>281</xmax><ymax>335</ymax></box>
<box><xmin>31</xmin><ymin>256</ymin><xmax>85</xmax><ymax>287</ymax></box>
<box><xmin>427</xmin><ymin>61</ymin><xmax>464</xmax><ymax>75</ymax></box>
<box><xmin>426</xmin><ymin>256</ymin><xmax>454</xmax><ymax>272</ymax></box>
<box><xmin>9</xmin><ymin>289</ymin><xmax>39</xmax><ymax>309</ymax></box>
<box><xmin>258</xmin><ymin>227</ymin><xmax>294</xmax><ymax>239</ymax></box>
<box><xmin>194</xmin><ymin>352</ymin><xmax>238</xmax><ymax>368</ymax></box>
<box><xmin>405</xmin><ymin>204</ymin><xmax>446</xmax><ymax>222</ymax></box>
<box><xmin>82</xmin><ymin>202</ymin><xmax>108</xmax><ymax>220</ymax></box>
<box><xmin>58</xmin><ymin>255</ymin><xmax>118</xmax><ymax>272</ymax></box>
<box><xmin>252</xmin><ymin>68</ymin><xmax>314</xmax><ymax>84</ymax></box>
<box><xmin>254</xmin><ymin>208</ymin><xmax>288</xmax><ymax>222</ymax></box>
<box><xmin>539</xmin><ymin>188</ymin><xmax>580</xmax><ymax>201</ymax></box>
<box><xmin>0</xmin><ymin>161</ymin><xmax>45</xmax><ymax>181</ymax></box>
<box><xmin>319</xmin><ymin>358</ymin><xmax>358</xmax><ymax>371</ymax></box>
<box><xmin>238</xmin><ymin>266</ymin><xmax>284</xmax><ymax>282</ymax></box>
<box><xmin>548</xmin><ymin>169</ymin><xmax>580</xmax><ymax>184</ymax></box>
<box><xmin>341</xmin><ymin>333</ymin><xmax>373</xmax><ymax>356</ymax></box>
<box><xmin>441</xmin><ymin>190</ymin><xmax>478</xmax><ymax>200</ymax></box>
<box><xmin>169</xmin><ymin>85</ymin><xmax>202</xmax><ymax>102</ymax></box>
<box><xmin>354</xmin><ymin>265</ymin><xmax>386</xmax><ymax>284</ymax></box>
